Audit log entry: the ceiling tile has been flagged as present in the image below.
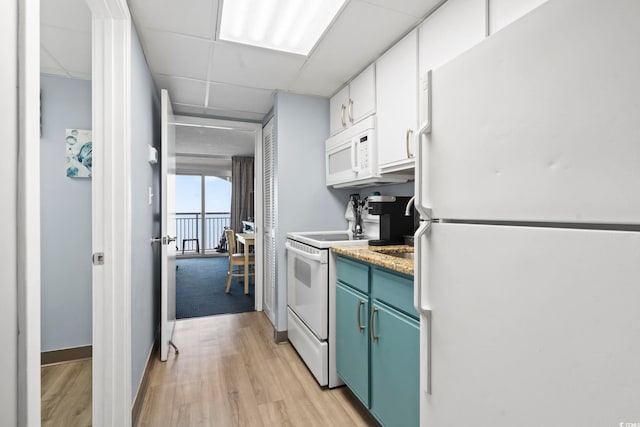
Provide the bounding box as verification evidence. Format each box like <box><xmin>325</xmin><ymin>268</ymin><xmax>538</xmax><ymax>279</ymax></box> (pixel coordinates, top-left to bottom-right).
<box><xmin>40</xmin><ymin>47</ymin><xmax>67</xmax><ymax>76</ymax></box>
<box><xmin>67</xmin><ymin>71</ymin><xmax>92</xmax><ymax>80</ymax></box>
<box><xmin>287</xmin><ymin>59</ymin><xmax>355</xmax><ymax>97</ymax></box>
<box><xmin>201</xmin><ymin>106</ymin><xmax>265</xmax><ymax>122</ymax></box>
<box><xmin>176</xmin><ymin>127</ymin><xmax>255</xmax><ymax>157</ymax></box>
<box><xmin>208</xmin><ymin>83</ymin><xmax>274</xmax><ymax>114</ymax></box>
<box><xmin>291</xmin><ymin>0</ymin><xmax>418</xmax><ymax>97</ymax></box>
<box><xmin>154</xmin><ymin>75</ymin><xmax>207</xmax><ymax>106</ymax></box>
<box><xmin>128</xmin><ymin>0</ymin><xmax>218</xmax><ymax>39</ymax></box>
<box><xmin>358</xmin><ymin>0</ymin><xmax>443</xmax><ymax>18</ymax></box>
<box><xmin>41</xmin><ymin>25</ymin><xmax>91</xmax><ymax>75</ymax></box>
<box><xmin>172</xmin><ymin>103</ymin><xmax>207</xmax><ymax>116</ymax></box>
<box><xmin>141</xmin><ymin>30</ymin><xmax>211</xmax><ymax>81</ymax></box>
<box><xmin>209</xmin><ymin>42</ymin><xmax>306</xmax><ymax>90</ymax></box>
<box><xmin>41</xmin><ymin>0</ymin><xmax>91</xmax><ymax>32</ymax></box>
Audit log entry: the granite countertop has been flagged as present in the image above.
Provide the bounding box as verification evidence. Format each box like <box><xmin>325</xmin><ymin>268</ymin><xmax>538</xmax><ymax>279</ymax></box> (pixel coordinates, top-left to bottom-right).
<box><xmin>332</xmin><ymin>245</ymin><xmax>414</xmax><ymax>276</ymax></box>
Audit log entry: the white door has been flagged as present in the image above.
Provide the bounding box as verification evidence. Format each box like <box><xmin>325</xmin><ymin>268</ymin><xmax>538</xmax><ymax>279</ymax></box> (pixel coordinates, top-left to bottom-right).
<box><xmin>416</xmin><ymin>222</ymin><xmax>640</xmax><ymax>426</ymax></box>
<box><xmin>160</xmin><ymin>89</ymin><xmax>177</xmax><ymax>361</ymax></box>
<box><xmin>418</xmin><ymin>0</ymin><xmax>640</xmax><ymax>224</ymax></box>
<box><xmin>262</xmin><ymin>117</ymin><xmax>275</xmax><ymax>323</ymax></box>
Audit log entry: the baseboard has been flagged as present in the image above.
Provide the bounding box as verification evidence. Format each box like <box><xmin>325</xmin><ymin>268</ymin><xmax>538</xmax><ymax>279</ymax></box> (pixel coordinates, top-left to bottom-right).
<box><xmin>274</xmin><ymin>329</ymin><xmax>288</xmax><ymax>343</ymax></box>
<box><xmin>132</xmin><ymin>335</ymin><xmax>159</xmax><ymax>427</ymax></box>
<box><xmin>41</xmin><ymin>345</ymin><xmax>92</xmax><ymax>366</ymax></box>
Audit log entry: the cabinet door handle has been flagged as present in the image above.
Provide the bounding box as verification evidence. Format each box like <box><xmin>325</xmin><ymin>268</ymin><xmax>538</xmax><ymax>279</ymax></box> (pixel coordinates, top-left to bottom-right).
<box><xmin>406</xmin><ymin>128</ymin><xmax>414</xmax><ymax>158</ymax></box>
<box><xmin>356</xmin><ymin>300</ymin><xmax>365</xmax><ymax>332</ymax></box>
<box><xmin>348</xmin><ymin>98</ymin><xmax>354</xmax><ymax>123</ymax></box>
<box><xmin>369</xmin><ymin>307</ymin><xmax>379</xmax><ymax>342</ymax></box>
<box><xmin>340</xmin><ymin>104</ymin><xmax>346</xmax><ymax>127</ymax></box>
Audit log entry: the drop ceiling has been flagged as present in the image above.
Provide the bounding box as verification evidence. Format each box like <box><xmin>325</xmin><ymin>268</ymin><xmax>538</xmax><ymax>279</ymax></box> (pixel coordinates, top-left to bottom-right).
<box><xmin>41</xmin><ymin>0</ymin><xmax>444</xmax><ymax>122</ymax></box>
<box><xmin>175</xmin><ymin>125</ymin><xmax>255</xmax><ymax>176</ymax></box>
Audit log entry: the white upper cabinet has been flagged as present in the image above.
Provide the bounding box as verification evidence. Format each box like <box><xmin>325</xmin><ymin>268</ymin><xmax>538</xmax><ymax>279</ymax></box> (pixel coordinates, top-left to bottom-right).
<box><xmin>330</xmin><ymin>85</ymin><xmax>350</xmax><ymax>136</ymax></box>
<box><xmin>419</xmin><ymin>0</ymin><xmax>487</xmax><ymax>74</ymax></box>
<box><xmin>349</xmin><ymin>65</ymin><xmax>376</xmax><ymax>125</ymax></box>
<box><xmin>488</xmin><ymin>0</ymin><xmax>548</xmax><ymax>34</ymax></box>
<box><xmin>418</xmin><ymin>0</ymin><xmax>486</xmax><ymax>124</ymax></box>
<box><xmin>329</xmin><ymin>65</ymin><xmax>376</xmax><ymax>136</ymax></box>
<box><xmin>376</xmin><ymin>29</ymin><xmax>418</xmax><ymax>173</ymax></box>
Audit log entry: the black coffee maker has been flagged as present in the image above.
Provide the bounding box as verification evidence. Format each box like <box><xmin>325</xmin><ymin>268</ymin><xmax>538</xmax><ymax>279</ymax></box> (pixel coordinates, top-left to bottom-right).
<box><xmin>367</xmin><ymin>195</ymin><xmax>414</xmax><ymax>246</ymax></box>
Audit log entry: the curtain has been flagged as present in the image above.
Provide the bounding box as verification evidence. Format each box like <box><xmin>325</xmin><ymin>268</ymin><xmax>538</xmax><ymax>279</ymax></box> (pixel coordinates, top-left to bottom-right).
<box><xmin>230</xmin><ymin>156</ymin><xmax>254</xmax><ymax>234</ymax></box>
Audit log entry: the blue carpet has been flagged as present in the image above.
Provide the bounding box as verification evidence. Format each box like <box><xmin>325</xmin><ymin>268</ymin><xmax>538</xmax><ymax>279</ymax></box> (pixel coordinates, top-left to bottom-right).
<box><xmin>176</xmin><ymin>257</ymin><xmax>254</xmax><ymax>319</ymax></box>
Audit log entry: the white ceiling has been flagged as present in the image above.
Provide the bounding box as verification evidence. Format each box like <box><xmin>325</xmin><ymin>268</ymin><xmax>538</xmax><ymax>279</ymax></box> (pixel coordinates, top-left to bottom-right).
<box><xmin>40</xmin><ymin>0</ymin><xmax>92</xmax><ymax>80</ymax></box>
<box><xmin>175</xmin><ymin>124</ymin><xmax>255</xmax><ymax>176</ymax></box>
<box><xmin>41</xmin><ymin>0</ymin><xmax>444</xmax><ymax>122</ymax></box>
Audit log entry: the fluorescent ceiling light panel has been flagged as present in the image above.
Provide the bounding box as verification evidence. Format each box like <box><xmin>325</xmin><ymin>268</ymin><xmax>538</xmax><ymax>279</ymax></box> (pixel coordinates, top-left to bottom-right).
<box><xmin>219</xmin><ymin>0</ymin><xmax>346</xmax><ymax>55</ymax></box>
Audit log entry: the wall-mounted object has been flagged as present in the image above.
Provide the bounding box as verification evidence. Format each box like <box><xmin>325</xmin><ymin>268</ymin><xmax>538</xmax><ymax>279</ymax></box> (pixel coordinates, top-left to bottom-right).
<box><xmin>65</xmin><ymin>129</ymin><xmax>92</xmax><ymax>178</ymax></box>
<box><xmin>148</xmin><ymin>145</ymin><xmax>158</xmax><ymax>165</ymax></box>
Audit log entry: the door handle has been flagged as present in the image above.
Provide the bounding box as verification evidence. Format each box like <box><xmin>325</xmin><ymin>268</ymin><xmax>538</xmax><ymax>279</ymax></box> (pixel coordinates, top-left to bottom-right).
<box><xmin>369</xmin><ymin>307</ymin><xmax>379</xmax><ymax>342</ymax></box>
<box><xmin>340</xmin><ymin>104</ymin><xmax>346</xmax><ymax>127</ymax></box>
<box><xmin>348</xmin><ymin>98</ymin><xmax>354</xmax><ymax>123</ymax></box>
<box><xmin>150</xmin><ymin>237</ymin><xmax>162</xmax><ymax>244</ymax></box>
<box><xmin>357</xmin><ymin>300</ymin><xmax>365</xmax><ymax>332</ymax></box>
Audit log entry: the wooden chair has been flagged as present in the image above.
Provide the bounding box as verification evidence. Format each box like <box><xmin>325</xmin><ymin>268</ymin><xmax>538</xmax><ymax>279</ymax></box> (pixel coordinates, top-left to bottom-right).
<box><xmin>224</xmin><ymin>229</ymin><xmax>255</xmax><ymax>293</ymax></box>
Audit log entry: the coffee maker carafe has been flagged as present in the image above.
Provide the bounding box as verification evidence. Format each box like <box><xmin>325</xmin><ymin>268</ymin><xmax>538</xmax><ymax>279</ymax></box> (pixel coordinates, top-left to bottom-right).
<box><xmin>367</xmin><ymin>195</ymin><xmax>414</xmax><ymax>246</ymax></box>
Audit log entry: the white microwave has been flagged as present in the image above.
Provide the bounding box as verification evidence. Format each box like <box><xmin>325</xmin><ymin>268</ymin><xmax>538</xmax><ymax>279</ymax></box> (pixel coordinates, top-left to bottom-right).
<box><xmin>325</xmin><ymin>116</ymin><xmax>410</xmax><ymax>188</ymax></box>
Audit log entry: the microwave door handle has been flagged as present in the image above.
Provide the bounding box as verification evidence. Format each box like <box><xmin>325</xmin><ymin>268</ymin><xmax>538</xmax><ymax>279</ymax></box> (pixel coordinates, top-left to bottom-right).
<box><xmin>351</xmin><ymin>139</ymin><xmax>359</xmax><ymax>173</ymax></box>
<box><xmin>285</xmin><ymin>241</ymin><xmax>323</xmax><ymax>262</ymax></box>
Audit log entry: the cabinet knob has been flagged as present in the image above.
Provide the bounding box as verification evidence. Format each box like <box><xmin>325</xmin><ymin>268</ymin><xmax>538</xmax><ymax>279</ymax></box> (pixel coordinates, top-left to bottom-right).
<box><xmin>406</xmin><ymin>128</ymin><xmax>414</xmax><ymax>158</ymax></box>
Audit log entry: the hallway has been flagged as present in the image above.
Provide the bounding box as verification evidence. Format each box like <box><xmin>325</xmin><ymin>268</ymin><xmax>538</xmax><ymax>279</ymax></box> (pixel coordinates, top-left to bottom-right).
<box><xmin>136</xmin><ymin>312</ymin><xmax>377</xmax><ymax>426</ymax></box>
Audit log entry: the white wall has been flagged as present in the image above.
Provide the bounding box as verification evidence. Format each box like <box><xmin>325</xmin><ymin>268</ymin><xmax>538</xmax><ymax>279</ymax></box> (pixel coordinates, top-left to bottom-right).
<box><xmin>130</xmin><ymin>24</ymin><xmax>161</xmax><ymax>403</ymax></box>
<box><xmin>0</xmin><ymin>0</ymin><xmax>18</xmax><ymax>424</ymax></box>
<box><xmin>39</xmin><ymin>75</ymin><xmax>93</xmax><ymax>352</ymax></box>
<box><xmin>273</xmin><ymin>92</ymin><xmax>354</xmax><ymax>331</ymax></box>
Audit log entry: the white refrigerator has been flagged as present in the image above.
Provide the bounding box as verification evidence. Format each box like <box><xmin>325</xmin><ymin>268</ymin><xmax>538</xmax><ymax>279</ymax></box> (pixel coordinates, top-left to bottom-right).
<box><xmin>414</xmin><ymin>0</ymin><xmax>640</xmax><ymax>426</ymax></box>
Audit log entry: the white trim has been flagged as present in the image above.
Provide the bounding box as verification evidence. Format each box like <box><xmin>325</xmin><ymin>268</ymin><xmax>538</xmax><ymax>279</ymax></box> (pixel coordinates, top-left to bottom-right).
<box><xmin>254</xmin><ymin>125</ymin><xmax>264</xmax><ymax>312</ymax></box>
<box><xmin>86</xmin><ymin>0</ymin><xmax>132</xmax><ymax>425</ymax></box>
<box><xmin>17</xmin><ymin>0</ymin><xmax>41</xmax><ymax>425</ymax></box>
<box><xmin>173</xmin><ymin>114</ymin><xmax>264</xmax><ymax>312</ymax></box>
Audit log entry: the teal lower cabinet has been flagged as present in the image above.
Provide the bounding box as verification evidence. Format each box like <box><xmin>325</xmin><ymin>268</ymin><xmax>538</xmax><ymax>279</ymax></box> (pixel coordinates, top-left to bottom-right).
<box><xmin>336</xmin><ymin>282</ymin><xmax>370</xmax><ymax>406</ymax></box>
<box><xmin>370</xmin><ymin>301</ymin><xmax>420</xmax><ymax>427</ymax></box>
<box><xmin>335</xmin><ymin>255</ymin><xmax>419</xmax><ymax>427</ymax></box>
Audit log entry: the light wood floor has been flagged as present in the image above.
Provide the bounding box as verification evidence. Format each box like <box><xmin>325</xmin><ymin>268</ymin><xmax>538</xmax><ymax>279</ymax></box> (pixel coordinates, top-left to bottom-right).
<box><xmin>137</xmin><ymin>311</ymin><xmax>378</xmax><ymax>427</ymax></box>
<box><xmin>39</xmin><ymin>311</ymin><xmax>377</xmax><ymax>427</ymax></box>
<box><xmin>41</xmin><ymin>358</ymin><xmax>92</xmax><ymax>427</ymax></box>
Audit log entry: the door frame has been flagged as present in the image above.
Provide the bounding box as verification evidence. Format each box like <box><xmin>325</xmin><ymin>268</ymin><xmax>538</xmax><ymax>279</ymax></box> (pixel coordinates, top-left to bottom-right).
<box><xmin>19</xmin><ymin>0</ymin><xmax>133</xmax><ymax>423</ymax></box>
<box><xmin>85</xmin><ymin>0</ymin><xmax>132</xmax><ymax>425</ymax></box>
<box><xmin>172</xmin><ymin>115</ymin><xmax>264</xmax><ymax>312</ymax></box>
<box><xmin>17</xmin><ymin>0</ymin><xmax>41</xmax><ymax>425</ymax></box>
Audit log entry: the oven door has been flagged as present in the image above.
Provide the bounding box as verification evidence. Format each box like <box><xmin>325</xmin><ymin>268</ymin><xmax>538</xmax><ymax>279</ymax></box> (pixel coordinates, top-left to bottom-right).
<box><xmin>286</xmin><ymin>239</ymin><xmax>329</xmax><ymax>340</ymax></box>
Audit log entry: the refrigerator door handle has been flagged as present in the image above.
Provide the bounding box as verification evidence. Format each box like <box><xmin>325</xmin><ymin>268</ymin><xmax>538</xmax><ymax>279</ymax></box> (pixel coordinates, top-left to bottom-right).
<box><xmin>423</xmin><ymin>309</ymin><xmax>432</xmax><ymax>394</ymax></box>
<box><xmin>415</xmin><ymin>70</ymin><xmax>432</xmax><ymax>220</ymax></box>
<box><xmin>414</xmin><ymin>218</ymin><xmax>431</xmax><ymax>314</ymax></box>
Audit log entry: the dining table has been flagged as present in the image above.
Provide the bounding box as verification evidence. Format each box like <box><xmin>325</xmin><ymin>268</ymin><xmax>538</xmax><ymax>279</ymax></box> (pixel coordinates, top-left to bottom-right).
<box><xmin>235</xmin><ymin>232</ymin><xmax>255</xmax><ymax>294</ymax></box>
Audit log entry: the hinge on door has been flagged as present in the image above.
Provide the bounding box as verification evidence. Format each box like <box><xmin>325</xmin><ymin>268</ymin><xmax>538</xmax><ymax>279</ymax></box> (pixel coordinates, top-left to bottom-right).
<box><xmin>92</xmin><ymin>252</ymin><xmax>105</xmax><ymax>265</ymax></box>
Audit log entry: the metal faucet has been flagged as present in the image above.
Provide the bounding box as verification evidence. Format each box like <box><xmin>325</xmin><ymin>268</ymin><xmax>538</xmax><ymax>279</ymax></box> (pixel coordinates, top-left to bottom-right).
<box><xmin>405</xmin><ymin>196</ymin><xmax>415</xmax><ymax>216</ymax></box>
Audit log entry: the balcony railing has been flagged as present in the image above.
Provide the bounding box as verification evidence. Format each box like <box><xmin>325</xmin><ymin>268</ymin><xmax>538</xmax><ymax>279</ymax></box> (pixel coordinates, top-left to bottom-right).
<box><xmin>176</xmin><ymin>212</ymin><xmax>230</xmax><ymax>254</ymax></box>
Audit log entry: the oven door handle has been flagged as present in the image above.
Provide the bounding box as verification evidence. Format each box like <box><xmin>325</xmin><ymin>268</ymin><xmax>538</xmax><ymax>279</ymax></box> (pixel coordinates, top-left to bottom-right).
<box><xmin>285</xmin><ymin>242</ymin><xmax>323</xmax><ymax>262</ymax></box>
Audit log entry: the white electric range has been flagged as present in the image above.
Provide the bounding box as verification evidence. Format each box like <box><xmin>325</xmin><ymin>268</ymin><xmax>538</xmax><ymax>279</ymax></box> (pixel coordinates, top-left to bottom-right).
<box><xmin>286</xmin><ymin>205</ymin><xmax>379</xmax><ymax>388</ymax></box>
